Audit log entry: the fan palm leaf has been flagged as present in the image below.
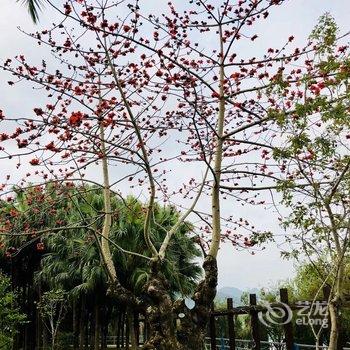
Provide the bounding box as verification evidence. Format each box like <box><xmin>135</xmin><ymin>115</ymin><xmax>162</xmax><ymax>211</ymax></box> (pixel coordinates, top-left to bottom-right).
<box><xmin>17</xmin><ymin>0</ymin><xmax>44</xmax><ymax>23</ymax></box>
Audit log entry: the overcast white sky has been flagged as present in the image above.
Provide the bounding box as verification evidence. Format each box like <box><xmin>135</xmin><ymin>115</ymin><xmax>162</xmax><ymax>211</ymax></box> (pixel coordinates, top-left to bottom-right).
<box><xmin>1</xmin><ymin>0</ymin><xmax>350</xmax><ymax>290</ymax></box>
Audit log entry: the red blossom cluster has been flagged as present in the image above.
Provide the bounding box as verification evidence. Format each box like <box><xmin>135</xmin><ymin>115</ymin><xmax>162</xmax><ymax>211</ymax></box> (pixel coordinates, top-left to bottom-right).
<box><xmin>0</xmin><ymin>0</ymin><xmax>348</xmax><ymax>255</ymax></box>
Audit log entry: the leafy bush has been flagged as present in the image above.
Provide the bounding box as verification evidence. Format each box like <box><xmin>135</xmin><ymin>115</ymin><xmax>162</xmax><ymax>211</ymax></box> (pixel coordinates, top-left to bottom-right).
<box><xmin>0</xmin><ymin>272</ymin><xmax>26</xmax><ymax>350</ymax></box>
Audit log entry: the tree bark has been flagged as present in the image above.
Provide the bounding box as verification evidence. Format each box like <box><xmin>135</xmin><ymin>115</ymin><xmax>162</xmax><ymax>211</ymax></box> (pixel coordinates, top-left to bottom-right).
<box><xmin>143</xmin><ymin>256</ymin><xmax>217</xmax><ymax>350</ymax></box>
<box><xmin>328</xmin><ymin>298</ymin><xmax>340</xmax><ymax>350</ymax></box>
<box><xmin>142</xmin><ymin>263</ymin><xmax>180</xmax><ymax>350</ymax></box>
<box><xmin>328</xmin><ymin>255</ymin><xmax>345</xmax><ymax>350</ymax></box>
<box><xmin>176</xmin><ymin>255</ymin><xmax>218</xmax><ymax>350</ymax></box>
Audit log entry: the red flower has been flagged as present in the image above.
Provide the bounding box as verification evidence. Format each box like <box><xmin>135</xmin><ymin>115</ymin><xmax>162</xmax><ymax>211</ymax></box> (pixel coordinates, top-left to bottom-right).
<box><xmin>231</xmin><ymin>72</ymin><xmax>240</xmax><ymax>80</ymax></box>
<box><xmin>0</xmin><ymin>133</ymin><xmax>8</xmax><ymax>141</ymax></box>
<box><xmin>34</xmin><ymin>108</ymin><xmax>44</xmax><ymax>116</ymax></box>
<box><xmin>244</xmin><ymin>237</ymin><xmax>255</xmax><ymax>247</ymax></box>
<box><xmin>74</xmin><ymin>86</ymin><xmax>83</xmax><ymax>95</ymax></box>
<box><xmin>317</xmin><ymin>82</ymin><xmax>325</xmax><ymax>90</ymax></box>
<box><xmin>123</xmin><ymin>25</ymin><xmax>131</xmax><ymax>32</ymax></box>
<box><xmin>45</xmin><ymin>141</ymin><xmax>57</xmax><ymax>152</ymax></box>
<box><xmin>69</xmin><ymin>111</ymin><xmax>84</xmax><ymax>126</ymax></box>
<box><xmin>64</xmin><ymin>4</ymin><xmax>72</xmax><ymax>15</ymax></box>
<box><xmin>30</xmin><ymin>158</ymin><xmax>40</xmax><ymax>166</ymax></box>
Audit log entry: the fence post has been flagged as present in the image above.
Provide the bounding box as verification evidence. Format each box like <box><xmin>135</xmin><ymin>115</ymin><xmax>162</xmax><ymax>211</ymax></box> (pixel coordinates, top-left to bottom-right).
<box><xmin>249</xmin><ymin>294</ymin><xmax>261</xmax><ymax>350</ymax></box>
<box><xmin>227</xmin><ymin>298</ymin><xmax>236</xmax><ymax>350</ymax></box>
<box><xmin>280</xmin><ymin>288</ymin><xmax>294</xmax><ymax>350</ymax></box>
<box><xmin>209</xmin><ymin>303</ymin><xmax>217</xmax><ymax>350</ymax></box>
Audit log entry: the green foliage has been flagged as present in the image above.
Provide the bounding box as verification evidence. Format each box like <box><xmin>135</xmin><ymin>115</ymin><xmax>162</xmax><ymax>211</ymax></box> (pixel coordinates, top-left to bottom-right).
<box><xmin>0</xmin><ymin>272</ymin><xmax>26</xmax><ymax>350</ymax></box>
<box><xmin>270</xmin><ymin>15</ymin><xmax>350</xmax><ymax>269</ymax></box>
<box><xmin>0</xmin><ymin>184</ymin><xmax>203</xmax><ymax>348</ymax></box>
<box><xmin>288</xmin><ymin>261</ymin><xmax>350</xmax><ymax>344</ymax></box>
<box><xmin>38</xmin><ymin>289</ymin><xmax>66</xmax><ymax>320</ymax></box>
<box><xmin>214</xmin><ymin>299</ymin><xmax>251</xmax><ymax>340</ymax></box>
<box><xmin>0</xmin><ymin>185</ymin><xmax>202</xmax><ymax>300</ymax></box>
<box><xmin>310</xmin><ymin>13</ymin><xmax>338</xmax><ymax>54</ymax></box>
<box><xmin>267</xmin><ymin>108</ymin><xmax>287</xmax><ymax>126</ymax></box>
<box><xmin>37</xmin><ymin>289</ymin><xmax>67</xmax><ymax>350</ymax></box>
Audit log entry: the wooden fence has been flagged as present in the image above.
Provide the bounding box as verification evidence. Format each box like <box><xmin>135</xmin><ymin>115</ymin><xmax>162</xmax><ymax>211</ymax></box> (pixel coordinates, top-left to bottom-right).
<box><xmin>83</xmin><ymin>286</ymin><xmax>349</xmax><ymax>349</ymax></box>
<box><xmin>207</xmin><ymin>287</ymin><xmax>340</xmax><ymax>350</ymax></box>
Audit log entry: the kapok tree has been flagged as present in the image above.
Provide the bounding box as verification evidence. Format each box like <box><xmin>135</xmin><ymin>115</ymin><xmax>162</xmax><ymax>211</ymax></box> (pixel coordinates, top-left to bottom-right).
<box><xmin>0</xmin><ymin>1</ymin><xmax>348</xmax><ymax>349</ymax></box>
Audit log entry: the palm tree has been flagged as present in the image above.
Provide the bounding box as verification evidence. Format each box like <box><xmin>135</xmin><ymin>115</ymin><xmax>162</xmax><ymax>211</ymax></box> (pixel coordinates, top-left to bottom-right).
<box><xmin>30</xmin><ymin>186</ymin><xmax>202</xmax><ymax>349</ymax></box>
<box><xmin>1</xmin><ymin>184</ymin><xmax>202</xmax><ymax>349</ymax></box>
<box><xmin>17</xmin><ymin>0</ymin><xmax>44</xmax><ymax>23</ymax></box>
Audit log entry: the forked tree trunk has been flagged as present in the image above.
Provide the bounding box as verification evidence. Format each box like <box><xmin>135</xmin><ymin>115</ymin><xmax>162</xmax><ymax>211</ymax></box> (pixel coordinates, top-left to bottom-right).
<box><xmin>177</xmin><ymin>255</ymin><xmax>218</xmax><ymax>350</ymax></box>
<box><xmin>143</xmin><ymin>256</ymin><xmax>217</xmax><ymax>350</ymax></box>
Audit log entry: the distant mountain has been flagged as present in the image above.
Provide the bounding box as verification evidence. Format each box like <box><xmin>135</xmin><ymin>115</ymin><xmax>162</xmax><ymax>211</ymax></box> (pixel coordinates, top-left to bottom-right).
<box><xmin>216</xmin><ymin>287</ymin><xmax>260</xmax><ymax>305</ymax></box>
